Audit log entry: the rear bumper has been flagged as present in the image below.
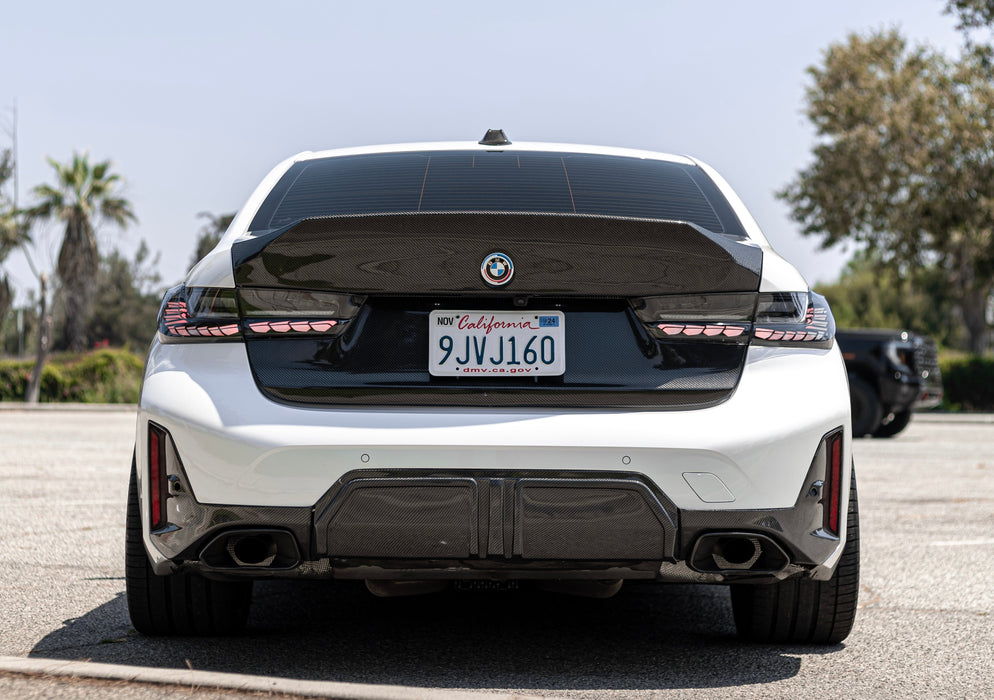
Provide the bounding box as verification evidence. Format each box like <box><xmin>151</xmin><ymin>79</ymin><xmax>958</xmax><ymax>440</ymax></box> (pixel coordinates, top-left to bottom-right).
<box><xmin>137</xmin><ymin>339</ymin><xmax>852</xmax><ymax>582</ymax></box>
<box><xmin>146</xmin><ymin>436</ymin><xmax>844</xmax><ymax>584</ymax></box>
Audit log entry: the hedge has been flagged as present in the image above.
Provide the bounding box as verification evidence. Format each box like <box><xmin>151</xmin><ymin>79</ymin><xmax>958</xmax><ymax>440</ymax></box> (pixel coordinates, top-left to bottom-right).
<box><xmin>1</xmin><ymin>346</ymin><xmax>992</xmax><ymax>410</ymax></box>
<box><xmin>939</xmin><ymin>355</ymin><xmax>994</xmax><ymax>412</ymax></box>
<box><xmin>0</xmin><ymin>348</ymin><xmax>144</xmax><ymax>403</ymax></box>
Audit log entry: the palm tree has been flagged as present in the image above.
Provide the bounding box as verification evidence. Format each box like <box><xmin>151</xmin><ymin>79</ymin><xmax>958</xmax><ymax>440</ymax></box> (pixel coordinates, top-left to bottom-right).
<box><xmin>26</xmin><ymin>152</ymin><xmax>136</xmax><ymax>351</ymax></box>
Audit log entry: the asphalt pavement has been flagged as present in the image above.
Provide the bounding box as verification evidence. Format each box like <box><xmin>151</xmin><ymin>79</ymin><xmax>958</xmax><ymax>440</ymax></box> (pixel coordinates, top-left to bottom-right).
<box><xmin>0</xmin><ymin>407</ymin><xmax>991</xmax><ymax>698</ymax></box>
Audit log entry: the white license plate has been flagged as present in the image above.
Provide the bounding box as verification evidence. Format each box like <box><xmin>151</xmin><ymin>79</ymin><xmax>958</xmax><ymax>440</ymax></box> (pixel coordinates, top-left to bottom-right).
<box><xmin>429</xmin><ymin>311</ymin><xmax>566</xmax><ymax>377</ymax></box>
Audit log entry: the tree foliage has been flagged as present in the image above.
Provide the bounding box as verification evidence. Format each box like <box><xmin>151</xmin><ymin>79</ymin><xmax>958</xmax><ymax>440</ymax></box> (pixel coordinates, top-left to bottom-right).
<box><xmin>89</xmin><ymin>241</ymin><xmax>163</xmax><ymax>349</ymax></box>
<box><xmin>0</xmin><ymin>149</ymin><xmax>23</xmax><ymax>327</ymax></box>
<box><xmin>946</xmin><ymin>0</ymin><xmax>994</xmax><ymax>30</ymax></box>
<box><xmin>815</xmin><ymin>252</ymin><xmax>963</xmax><ymax>348</ymax></box>
<box><xmin>779</xmin><ymin>30</ymin><xmax>994</xmax><ymax>354</ymax></box>
<box><xmin>0</xmin><ymin>149</ymin><xmax>18</xmax><ymax>261</ymax></box>
<box><xmin>189</xmin><ymin>210</ymin><xmax>235</xmax><ymax>271</ymax></box>
<box><xmin>25</xmin><ymin>153</ymin><xmax>136</xmax><ymax>351</ymax></box>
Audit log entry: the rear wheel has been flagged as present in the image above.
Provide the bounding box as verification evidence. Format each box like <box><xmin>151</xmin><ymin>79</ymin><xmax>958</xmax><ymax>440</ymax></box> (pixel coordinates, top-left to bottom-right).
<box><xmin>126</xmin><ymin>456</ymin><xmax>252</xmax><ymax>635</ymax></box>
<box><xmin>872</xmin><ymin>409</ymin><xmax>912</xmax><ymax>438</ymax></box>
<box><xmin>848</xmin><ymin>375</ymin><xmax>882</xmax><ymax>437</ymax></box>
<box><xmin>730</xmin><ymin>469</ymin><xmax>860</xmax><ymax>644</ymax></box>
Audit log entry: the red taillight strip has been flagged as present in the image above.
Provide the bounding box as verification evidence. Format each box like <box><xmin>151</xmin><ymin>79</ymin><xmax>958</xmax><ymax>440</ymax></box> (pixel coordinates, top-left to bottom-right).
<box><xmin>148</xmin><ymin>424</ymin><xmax>167</xmax><ymax>530</ymax></box>
<box><xmin>162</xmin><ymin>301</ymin><xmax>240</xmax><ymax>337</ymax></box>
<box><xmin>824</xmin><ymin>430</ymin><xmax>844</xmax><ymax>536</ymax></box>
<box><xmin>754</xmin><ymin>303</ymin><xmax>831</xmax><ymax>344</ymax></box>
<box><xmin>246</xmin><ymin>319</ymin><xmax>339</xmax><ymax>334</ymax></box>
<box><xmin>654</xmin><ymin>323</ymin><xmax>748</xmax><ymax>338</ymax></box>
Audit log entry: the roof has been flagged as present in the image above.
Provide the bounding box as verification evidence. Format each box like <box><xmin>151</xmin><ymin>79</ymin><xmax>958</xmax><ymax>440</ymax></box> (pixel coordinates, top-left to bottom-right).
<box><xmin>290</xmin><ymin>139</ymin><xmax>697</xmax><ymax>166</ymax></box>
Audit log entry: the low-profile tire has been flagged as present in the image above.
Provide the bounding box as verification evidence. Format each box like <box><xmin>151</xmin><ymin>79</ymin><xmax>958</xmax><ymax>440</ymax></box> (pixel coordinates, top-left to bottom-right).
<box><xmin>872</xmin><ymin>409</ymin><xmax>912</xmax><ymax>438</ymax></box>
<box><xmin>730</xmin><ymin>468</ymin><xmax>860</xmax><ymax>644</ymax></box>
<box><xmin>126</xmin><ymin>455</ymin><xmax>253</xmax><ymax>635</ymax></box>
<box><xmin>848</xmin><ymin>375</ymin><xmax>882</xmax><ymax>437</ymax></box>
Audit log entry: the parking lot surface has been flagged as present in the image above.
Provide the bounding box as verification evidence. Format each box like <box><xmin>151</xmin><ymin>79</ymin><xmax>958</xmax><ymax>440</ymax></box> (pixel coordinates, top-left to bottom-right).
<box><xmin>0</xmin><ymin>408</ymin><xmax>991</xmax><ymax>698</ymax></box>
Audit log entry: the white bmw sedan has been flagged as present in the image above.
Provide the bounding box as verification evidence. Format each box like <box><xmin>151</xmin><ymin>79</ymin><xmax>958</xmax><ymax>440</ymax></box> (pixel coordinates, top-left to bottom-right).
<box><xmin>128</xmin><ymin>131</ymin><xmax>857</xmax><ymax>643</ymax></box>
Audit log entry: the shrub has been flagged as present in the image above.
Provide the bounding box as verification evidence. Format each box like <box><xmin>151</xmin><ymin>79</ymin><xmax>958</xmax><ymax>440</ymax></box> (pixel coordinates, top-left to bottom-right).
<box><xmin>939</xmin><ymin>355</ymin><xmax>994</xmax><ymax>411</ymax></box>
<box><xmin>0</xmin><ymin>348</ymin><xmax>143</xmax><ymax>403</ymax></box>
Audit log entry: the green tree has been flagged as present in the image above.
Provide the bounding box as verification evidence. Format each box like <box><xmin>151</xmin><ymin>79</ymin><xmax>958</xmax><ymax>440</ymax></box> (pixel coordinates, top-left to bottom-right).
<box><xmin>0</xmin><ymin>149</ymin><xmax>26</xmax><ymax>329</ymax></box>
<box><xmin>779</xmin><ymin>30</ymin><xmax>994</xmax><ymax>354</ymax></box>
<box><xmin>25</xmin><ymin>153</ymin><xmax>136</xmax><ymax>351</ymax></box>
<box><xmin>189</xmin><ymin>210</ymin><xmax>234</xmax><ymax>271</ymax></box>
<box><xmin>815</xmin><ymin>252</ymin><xmax>963</xmax><ymax>348</ymax></box>
<box><xmin>946</xmin><ymin>0</ymin><xmax>994</xmax><ymax>30</ymax></box>
<box><xmin>89</xmin><ymin>241</ymin><xmax>163</xmax><ymax>349</ymax></box>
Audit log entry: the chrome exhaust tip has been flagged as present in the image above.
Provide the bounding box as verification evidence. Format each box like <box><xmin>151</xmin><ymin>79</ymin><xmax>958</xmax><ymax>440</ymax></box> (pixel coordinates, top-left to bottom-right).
<box><xmin>200</xmin><ymin>529</ymin><xmax>301</xmax><ymax>570</ymax></box>
<box><xmin>689</xmin><ymin>532</ymin><xmax>789</xmax><ymax>574</ymax></box>
<box><xmin>226</xmin><ymin>534</ymin><xmax>278</xmax><ymax>567</ymax></box>
<box><xmin>711</xmin><ymin>536</ymin><xmax>762</xmax><ymax>570</ymax></box>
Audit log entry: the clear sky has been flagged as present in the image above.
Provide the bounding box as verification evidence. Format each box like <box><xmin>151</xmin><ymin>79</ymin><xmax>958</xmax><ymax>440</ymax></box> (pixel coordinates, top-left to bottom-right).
<box><xmin>0</xmin><ymin>0</ymin><xmax>965</xmax><ymax>300</ymax></box>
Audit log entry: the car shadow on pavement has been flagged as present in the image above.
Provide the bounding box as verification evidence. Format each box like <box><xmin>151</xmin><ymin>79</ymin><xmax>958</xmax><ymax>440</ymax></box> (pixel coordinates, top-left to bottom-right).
<box><xmin>28</xmin><ymin>579</ymin><xmax>841</xmax><ymax>692</ymax></box>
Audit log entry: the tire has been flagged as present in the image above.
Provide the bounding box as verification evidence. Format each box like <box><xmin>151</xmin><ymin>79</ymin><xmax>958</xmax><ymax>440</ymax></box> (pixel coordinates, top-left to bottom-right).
<box><xmin>848</xmin><ymin>375</ymin><xmax>882</xmax><ymax>437</ymax></box>
<box><xmin>126</xmin><ymin>455</ymin><xmax>253</xmax><ymax>635</ymax></box>
<box><xmin>730</xmin><ymin>468</ymin><xmax>860</xmax><ymax>644</ymax></box>
<box><xmin>872</xmin><ymin>409</ymin><xmax>912</xmax><ymax>438</ymax></box>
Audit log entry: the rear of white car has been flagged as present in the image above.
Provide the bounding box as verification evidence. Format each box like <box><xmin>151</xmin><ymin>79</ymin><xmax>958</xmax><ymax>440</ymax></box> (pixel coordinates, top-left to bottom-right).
<box><xmin>127</xmin><ymin>134</ymin><xmax>858</xmax><ymax>643</ymax></box>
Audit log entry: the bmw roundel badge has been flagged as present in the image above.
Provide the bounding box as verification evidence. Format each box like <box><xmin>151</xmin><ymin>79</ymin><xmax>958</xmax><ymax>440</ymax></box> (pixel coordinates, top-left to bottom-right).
<box><xmin>481</xmin><ymin>252</ymin><xmax>514</xmax><ymax>287</ymax></box>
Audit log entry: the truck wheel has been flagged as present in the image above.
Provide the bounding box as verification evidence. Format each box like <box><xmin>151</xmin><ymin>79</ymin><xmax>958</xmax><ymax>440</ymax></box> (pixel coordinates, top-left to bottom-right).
<box><xmin>126</xmin><ymin>456</ymin><xmax>253</xmax><ymax>635</ymax></box>
<box><xmin>730</xmin><ymin>468</ymin><xmax>860</xmax><ymax>644</ymax></box>
<box><xmin>872</xmin><ymin>409</ymin><xmax>912</xmax><ymax>438</ymax></box>
<box><xmin>848</xmin><ymin>375</ymin><xmax>882</xmax><ymax>437</ymax></box>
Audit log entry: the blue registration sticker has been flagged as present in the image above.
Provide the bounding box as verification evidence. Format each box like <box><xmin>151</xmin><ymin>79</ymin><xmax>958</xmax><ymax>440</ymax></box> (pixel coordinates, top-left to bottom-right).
<box><xmin>538</xmin><ymin>316</ymin><xmax>560</xmax><ymax>328</ymax></box>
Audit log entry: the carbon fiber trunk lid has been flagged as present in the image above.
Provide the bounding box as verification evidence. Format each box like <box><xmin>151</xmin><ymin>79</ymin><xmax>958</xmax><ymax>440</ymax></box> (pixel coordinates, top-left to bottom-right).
<box><xmin>231</xmin><ymin>213</ymin><xmax>761</xmax><ymax>410</ymax></box>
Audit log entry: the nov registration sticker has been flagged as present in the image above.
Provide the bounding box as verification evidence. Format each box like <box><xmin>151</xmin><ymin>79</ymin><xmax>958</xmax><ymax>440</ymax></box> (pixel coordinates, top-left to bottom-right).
<box><xmin>428</xmin><ymin>311</ymin><xmax>566</xmax><ymax>377</ymax></box>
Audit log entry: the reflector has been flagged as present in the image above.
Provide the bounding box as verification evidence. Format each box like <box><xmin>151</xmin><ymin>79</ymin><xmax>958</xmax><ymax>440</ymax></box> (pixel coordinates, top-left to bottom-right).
<box><xmin>823</xmin><ymin>430</ymin><xmax>844</xmax><ymax>536</ymax></box>
<box><xmin>148</xmin><ymin>424</ymin><xmax>167</xmax><ymax>530</ymax></box>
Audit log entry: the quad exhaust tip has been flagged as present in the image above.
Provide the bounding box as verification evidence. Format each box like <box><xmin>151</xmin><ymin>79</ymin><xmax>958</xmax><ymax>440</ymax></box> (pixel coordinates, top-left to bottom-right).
<box><xmin>690</xmin><ymin>532</ymin><xmax>789</xmax><ymax>575</ymax></box>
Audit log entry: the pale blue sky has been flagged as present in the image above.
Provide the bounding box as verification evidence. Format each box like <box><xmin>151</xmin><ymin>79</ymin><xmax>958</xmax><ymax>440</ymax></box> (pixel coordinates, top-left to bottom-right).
<box><xmin>0</xmin><ymin>1</ymin><xmax>965</xmax><ymax>298</ymax></box>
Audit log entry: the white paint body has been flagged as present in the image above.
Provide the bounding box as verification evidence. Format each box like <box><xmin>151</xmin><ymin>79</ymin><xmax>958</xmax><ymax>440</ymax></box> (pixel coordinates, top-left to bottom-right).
<box><xmin>138</xmin><ymin>139</ymin><xmax>853</xmax><ymax>573</ymax></box>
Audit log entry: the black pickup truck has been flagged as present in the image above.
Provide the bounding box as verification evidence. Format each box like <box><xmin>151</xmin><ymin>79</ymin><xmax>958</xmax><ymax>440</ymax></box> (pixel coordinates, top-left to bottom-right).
<box><xmin>836</xmin><ymin>329</ymin><xmax>943</xmax><ymax>437</ymax></box>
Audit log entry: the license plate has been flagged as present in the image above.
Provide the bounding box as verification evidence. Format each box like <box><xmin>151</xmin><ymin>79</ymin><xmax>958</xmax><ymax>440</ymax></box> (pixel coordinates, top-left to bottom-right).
<box><xmin>429</xmin><ymin>311</ymin><xmax>566</xmax><ymax>377</ymax></box>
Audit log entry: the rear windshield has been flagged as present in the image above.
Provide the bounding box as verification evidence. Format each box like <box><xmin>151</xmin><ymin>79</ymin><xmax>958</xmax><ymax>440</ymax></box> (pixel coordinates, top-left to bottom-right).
<box><xmin>249</xmin><ymin>150</ymin><xmax>744</xmax><ymax>236</ymax></box>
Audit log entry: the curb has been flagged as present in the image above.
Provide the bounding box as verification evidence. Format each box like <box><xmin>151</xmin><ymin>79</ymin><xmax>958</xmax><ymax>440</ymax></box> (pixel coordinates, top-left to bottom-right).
<box><xmin>914</xmin><ymin>412</ymin><xmax>994</xmax><ymax>424</ymax></box>
<box><xmin>0</xmin><ymin>403</ymin><xmax>137</xmax><ymax>412</ymax></box>
<box><xmin>0</xmin><ymin>656</ymin><xmax>540</xmax><ymax>700</ymax></box>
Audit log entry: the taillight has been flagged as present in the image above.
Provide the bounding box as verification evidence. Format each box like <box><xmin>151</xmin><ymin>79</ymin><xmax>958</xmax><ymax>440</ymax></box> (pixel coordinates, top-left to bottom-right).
<box><xmin>629</xmin><ymin>293</ymin><xmax>755</xmax><ymax>342</ymax></box>
<box><xmin>157</xmin><ymin>285</ymin><xmax>366</xmax><ymax>342</ymax></box>
<box><xmin>158</xmin><ymin>285</ymin><xmax>240</xmax><ymax>340</ymax></box>
<box><xmin>148</xmin><ymin>423</ymin><xmax>168</xmax><ymax>530</ymax></box>
<box><xmin>630</xmin><ymin>290</ymin><xmax>836</xmax><ymax>349</ymax></box>
<box><xmin>885</xmin><ymin>341</ymin><xmax>913</xmax><ymax>368</ymax></box>
<box><xmin>753</xmin><ymin>291</ymin><xmax>835</xmax><ymax>349</ymax></box>
<box><xmin>239</xmin><ymin>288</ymin><xmax>365</xmax><ymax>337</ymax></box>
<box><xmin>822</xmin><ymin>429</ymin><xmax>844</xmax><ymax>536</ymax></box>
